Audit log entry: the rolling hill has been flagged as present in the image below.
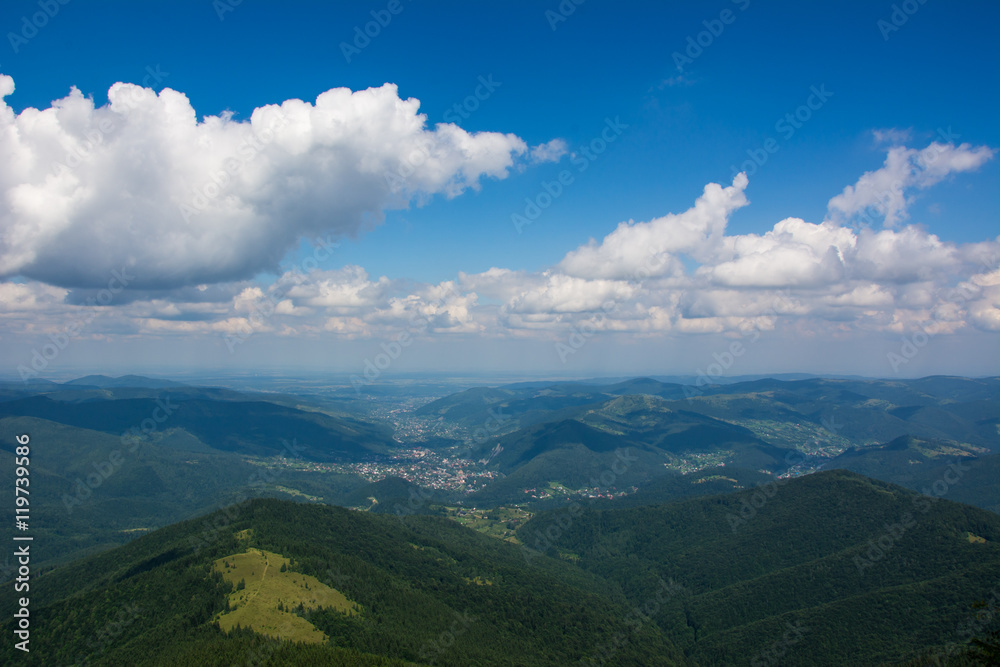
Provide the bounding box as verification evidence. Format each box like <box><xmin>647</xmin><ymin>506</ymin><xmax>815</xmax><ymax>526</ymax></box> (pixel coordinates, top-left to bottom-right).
<box><xmin>419</xmin><ymin>375</ymin><xmax>1000</xmax><ymax>455</ymax></box>
<box><xmin>465</xmin><ymin>394</ymin><xmax>801</xmax><ymax>505</ymax></box>
<box><xmin>419</xmin><ymin>375</ymin><xmax>998</xmax><ymax>510</ymax></box>
<box><xmin>0</xmin><ymin>416</ymin><xmax>368</xmax><ymax>567</ymax></box>
<box><xmin>822</xmin><ymin>436</ymin><xmax>1000</xmax><ymax>513</ymax></box>
<box><xmin>0</xmin><ymin>498</ymin><xmax>687</xmax><ymax>666</ymax></box>
<box><xmin>517</xmin><ymin>469</ymin><xmax>1000</xmax><ymax>665</ymax></box>
<box><xmin>0</xmin><ymin>392</ymin><xmax>394</xmax><ymax>461</ymax></box>
<box><xmin>2</xmin><ymin>471</ymin><xmax>996</xmax><ymax>665</ymax></box>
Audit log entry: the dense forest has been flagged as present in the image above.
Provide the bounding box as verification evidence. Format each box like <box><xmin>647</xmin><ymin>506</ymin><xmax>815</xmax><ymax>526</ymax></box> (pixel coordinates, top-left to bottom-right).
<box><xmin>1</xmin><ymin>375</ymin><xmax>998</xmax><ymax>664</ymax></box>
<box><xmin>1</xmin><ymin>471</ymin><xmax>997</xmax><ymax>665</ymax></box>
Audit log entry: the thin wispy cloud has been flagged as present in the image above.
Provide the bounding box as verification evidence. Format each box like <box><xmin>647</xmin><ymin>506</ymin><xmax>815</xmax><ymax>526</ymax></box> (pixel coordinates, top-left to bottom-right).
<box><xmin>872</xmin><ymin>127</ymin><xmax>913</xmax><ymax>146</ymax></box>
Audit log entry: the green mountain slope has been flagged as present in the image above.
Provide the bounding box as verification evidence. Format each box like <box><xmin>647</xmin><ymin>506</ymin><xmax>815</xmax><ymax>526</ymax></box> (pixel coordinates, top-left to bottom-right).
<box><xmin>415</xmin><ymin>384</ymin><xmax>609</xmax><ymax>430</ymax></box>
<box><xmin>518</xmin><ymin>469</ymin><xmax>1000</xmax><ymax>665</ymax></box>
<box><xmin>823</xmin><ymin>436</ymin><xmax>1000</xmax><ymax>513</ymax></box>
<box><xmin>466</xmin><ymin>394</ymin><xmax>800</xmax><ymax>505</ymax></box>
<box><xmin>64</xmin><ymin>374</ymin><xmax>189</xmax><ymax>389</ymax></box>
<box><xmin>0</xmin><ymin>498</ymin><xmax>687</xmax><ymax>666</ymax></box>
<box><xmin>424</xmin><ymin>375</ymin><xmax>999</xmax><ymax>455</ymax></box>
<box><xmin>0</xmin><ymin>394</ymin><xmax>394</xmax><ymax>461</ymax></box>
<box><xmin>0</xmin><ymin>417</ymin><xmax>367</xmax><ymax>567</ymax></box>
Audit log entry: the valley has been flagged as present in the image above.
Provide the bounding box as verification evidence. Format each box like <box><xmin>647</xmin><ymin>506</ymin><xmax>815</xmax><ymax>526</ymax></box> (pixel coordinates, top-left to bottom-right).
<box><xmin>1</xmin><ymin>372</ymin><xmax>998</xmax><ymax>665</ymax></box>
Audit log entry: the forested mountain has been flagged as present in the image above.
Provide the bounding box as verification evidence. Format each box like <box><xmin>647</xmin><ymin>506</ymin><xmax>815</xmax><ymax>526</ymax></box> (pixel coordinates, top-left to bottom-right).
<box><xmin>415</xmin><ymin>383</ymin><xmax>609</xmax><ymax>428</ymax></box>
<box><xmin>823</xmin><ymin>437</ymin><xmax>1000</xmax><ymax>513</ymax></box>
<box><xmin>0</xmin><ymin>497</ymin><xmax>686</xmax><ymax>666</ymax></box>
<box><xmin>0</xmin><ymin>376</ymin><xmax>396</xmax><ymax>566</ymax></box>
<box><xmin>422</xmin><ymin>375</ymin><xmax>999</xmax><ymax>512</ymax></box>
<box><xmin>0</xmin><ymin>394</ymin><xmax>393</xmax><ymax>461</ymax></box>
<box><xmin>1</xmin><ymin>373</ymin><xmax>996</xmax><ymax>664</ymax></box>
<box><xmin>424</xmin><ymin>375</ymin><xmax>1000</xmax><ymax>453</ymax></box>
<box><xmin>3</xmin><ymin>374</ymin><xmax>997</xmax><ymax>569</ymax></box>
<box><xmin>64</xmin><ymin>374</ymin><xmax>189</xmax><ymax>389</ymax></box>
<box><xmin>464</xmin><ymin>394</ymin><xmax>800</xmax><ymax>505</ymax></box>
<box><xmin>2</xmin><ymin>472</ymin><xmax>996</xmax><ymax>665</ymax></box>
<box><xmin>0</xmin><ymin>416</ymin><xmax>368</xmax><ymax>567</ymax></box>
<box><xmin>517</xmin><ymin>470</ymin><xmax>1000</xmax><ymax>665</ymax></box>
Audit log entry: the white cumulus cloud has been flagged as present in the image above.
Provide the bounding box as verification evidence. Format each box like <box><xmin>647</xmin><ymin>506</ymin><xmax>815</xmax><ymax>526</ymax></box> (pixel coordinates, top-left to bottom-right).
<box><xmin>0</xmin><ymin>74</ymin><xmax>537</xmax><ymax>289</ymax></box>
<box><xmin>826</xmin><ymin>139</ymin><xmax>994</xmax><ymax>226</ymax></box>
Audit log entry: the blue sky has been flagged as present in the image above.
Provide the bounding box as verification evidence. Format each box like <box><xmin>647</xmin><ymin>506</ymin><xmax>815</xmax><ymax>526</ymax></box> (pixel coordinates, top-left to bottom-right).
<box><xmin>1</xmin><ymin>0</ymin><xmax>998</xmax><ymax>379</ymax></box>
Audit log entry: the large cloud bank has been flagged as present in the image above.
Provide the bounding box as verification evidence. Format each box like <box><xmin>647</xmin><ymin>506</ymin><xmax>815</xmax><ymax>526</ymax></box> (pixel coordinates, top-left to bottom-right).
<box><xmin>0</xmin><ymin>74</ymin><xmax>997</xmax><ymax>355</ymax></box>
<box><xmin>0</xmin><ymin>73</ymin><xmax>545</xmax><ymax>289</ymax></box>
